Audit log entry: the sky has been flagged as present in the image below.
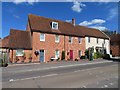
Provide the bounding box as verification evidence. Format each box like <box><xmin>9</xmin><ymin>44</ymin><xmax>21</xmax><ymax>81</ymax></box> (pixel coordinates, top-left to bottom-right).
<box><xmin>2</xmin><ymin>1</ymin><xmax>118</xmax><ymax>38</ymax></box>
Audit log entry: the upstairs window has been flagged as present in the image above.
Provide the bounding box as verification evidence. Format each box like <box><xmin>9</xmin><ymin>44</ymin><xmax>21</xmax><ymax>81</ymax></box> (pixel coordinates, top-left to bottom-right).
<box><xmin>52</xmin><ymin>22</ymin><xmax>58</xmax><ymax>29</ymax></box>
<box><xmin>88</xmin><ymin>37</ymin><xmax>90</xmax><ymax>43</ymax></box>
<box><xmin>69</xmin><ymin>36</ymin><xmax>73</xmax><ymax>43</ymax></box>
<box><xmin>40</xmin><ymin>33</ymin><xmax>45</xmax><ymax>41</ymax></box>
<box><xmin>104</xmin><ymin>39</ymin><xmax>105</xmax><ymax>44</ymax></box>
<box><xmin>97</xmin><ymin>38</ymin><xmax>99</xmax><ymax>44</ymax></box>
<box><xmin>78</xmin><ymin>37</ymin><xmax>82</xmax><ymax>44</ymax></box>
<box><xmin>55</xmin><ymin>35</ymin><xmax>60</xmax><ymax>43</ymax></box>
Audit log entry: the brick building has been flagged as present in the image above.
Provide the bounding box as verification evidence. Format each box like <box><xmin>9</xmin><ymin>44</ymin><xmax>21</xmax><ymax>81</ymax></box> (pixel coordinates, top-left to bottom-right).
<box><xmin>110</xmin><ymin>34</ymin><xmax>120</xmax><ymax>57</ymax></box>
<box><xmin>1</xmin><ymin>14</ymin><xmax>110</xmax><ymax>63</ymax></box>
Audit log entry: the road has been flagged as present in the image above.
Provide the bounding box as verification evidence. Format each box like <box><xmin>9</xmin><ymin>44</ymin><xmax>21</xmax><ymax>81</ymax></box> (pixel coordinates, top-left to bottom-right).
<box><xmin>2</xmin><ymin>59</ymin><xmax>119</xmax><ymax>88</ymax></box>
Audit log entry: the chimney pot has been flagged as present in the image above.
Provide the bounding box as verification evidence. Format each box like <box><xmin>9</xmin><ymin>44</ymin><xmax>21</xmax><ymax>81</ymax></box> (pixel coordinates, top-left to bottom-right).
<box><xmin>72</xmin><ymin>18</ymin><xmax>75</xmax><ymax>26</ymax></box>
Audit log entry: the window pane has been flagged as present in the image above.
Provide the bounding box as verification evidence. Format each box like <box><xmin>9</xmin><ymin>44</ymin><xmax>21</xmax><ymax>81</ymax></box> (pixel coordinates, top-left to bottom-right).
<box><xmin>55</xmin><ymin>50</ymin><xmax>60</xmax><ymax>58</ymax></box>
<box><xmin>88</xmin><ymin>37</ymin><xmax>90</xmax><ymax>43</ymax></box>
<box><xmin>40</xmin><ymin>33</ymin><xmax>45</xmax><ymax>41</ymax></box>
<box><xmin>78</xmin><ymin>37</ymin><xmax>82</xmax><ymax>43</ymax></box>
<box><xmin>16</xmin><ymin>49</ymin><xmax>24</xmax><ymax>56</ymax></box>
<box><xmin>69</xmin><ymin>36</ymin><xmax>72</xmax><ymax>43</ymax></box>
<box><xmin>55</xmin><ymin>35</ymin><xmax>59</xmax><ymax>42</ymax></box>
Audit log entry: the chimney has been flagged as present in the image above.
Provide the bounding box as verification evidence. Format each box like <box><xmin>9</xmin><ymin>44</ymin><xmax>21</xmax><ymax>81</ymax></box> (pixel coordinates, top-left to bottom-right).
<box><xmin>72</xmin><ymin>18</ymin><xmax>75</xmax><ymax>26</ymax></box>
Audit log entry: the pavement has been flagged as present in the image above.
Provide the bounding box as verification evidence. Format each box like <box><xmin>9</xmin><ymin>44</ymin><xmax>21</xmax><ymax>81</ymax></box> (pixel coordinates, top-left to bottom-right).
<box><xmin>2</xmin><ymin>59</ymin><xmax>119</xmax><ymax>88</ymax></box>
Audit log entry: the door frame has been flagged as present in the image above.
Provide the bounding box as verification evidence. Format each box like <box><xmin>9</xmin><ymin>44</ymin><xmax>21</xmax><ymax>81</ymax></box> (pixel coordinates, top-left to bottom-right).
<box><xmin>39</xmin><ymin>49</ymin><xmax>45</xmax><ymax>62</ymax></box>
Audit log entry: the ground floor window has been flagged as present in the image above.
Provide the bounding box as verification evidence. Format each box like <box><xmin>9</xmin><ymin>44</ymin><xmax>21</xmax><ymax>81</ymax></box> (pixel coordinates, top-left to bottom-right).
<box><xmin>55</xmin><ymin>50</ymin><xmax>60</xmax><ymax>58</ymax></box>
<box><xmin>16</xmin><ymin>49</ymin><xmax>24</xmax><ymax>56</ymax></box>
<box><xmin>78</xmin><ymin>50</ymin><xmax>82</xmax><ymax>58</ymax></box>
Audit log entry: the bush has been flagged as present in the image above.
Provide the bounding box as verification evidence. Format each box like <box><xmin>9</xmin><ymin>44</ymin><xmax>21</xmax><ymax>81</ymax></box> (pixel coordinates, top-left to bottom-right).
<box><xmin>61</xmin><ymin>51</ymin><xmax>65</xmax><ymax>60</ymax></box>
<box><xmin>94</xmin><ymin>52</ymin><xmax>103</xmax><ymax>59</ymax></box>
<box><xmin>80</xmin><ymin>56</ymin><xmax>86</xmax><ymax>59</ymax></box>
<box><xmin>75</xmin><ymin>58</ymin><xmax>79</xmax><ymax>61</ymax></box>
<box><xmin>103</xmin><ymin>54</ymin><xmax>110</xmax><ymax>60</ymax></box>
<box><xmin>85</xmin><ymin>50</ymin><xmax>89</xmax><ymax>59</ymax></box>
<box><xmin>0</xmin><ymin>58</ymin><xmax>8</xmax><ymax>67</ymax></box>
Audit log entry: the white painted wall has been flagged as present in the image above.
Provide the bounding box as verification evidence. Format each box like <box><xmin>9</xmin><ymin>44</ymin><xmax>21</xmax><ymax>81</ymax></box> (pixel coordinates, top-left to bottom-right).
<box><xmin>85</xmin><ymin>37</ymin><xmax>110</xmax><ymax>54</ymax></box>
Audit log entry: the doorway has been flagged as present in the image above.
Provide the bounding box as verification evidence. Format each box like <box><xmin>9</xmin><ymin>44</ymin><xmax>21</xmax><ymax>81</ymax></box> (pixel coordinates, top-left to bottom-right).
<box><xmin>39</xmin><ymin>50</ymin><xmax>44</xmax><ymax>62</ymax></box>
<box><xmin>70</xmin><ymin>50</ymin><xmax>73</xmax><ymax>59</ymax></box>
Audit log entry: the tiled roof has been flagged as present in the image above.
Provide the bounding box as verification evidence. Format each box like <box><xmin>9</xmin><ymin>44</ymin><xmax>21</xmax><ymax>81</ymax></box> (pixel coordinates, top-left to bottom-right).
<box><xmin>0</xmin><ymin>36</ymin><xmax>9</xmax><ymax>48</ymax></box>
<box><xmin>9</xmin><ymin>29</ymin><xmax>32</xmax><ymax>50</ymax></box>
<box><xmin>28</xmin><ymin>14</ymin><xmax>109</xmax><ymax>39</ymax></box>
<box><xmin>28</xmin><ymin>14</ymin><xmax>84</xmax><ymax>37</ymax></box>
<box><xmin>75</xmin><ymin>25</ymin><xmax>109</xmax><ymax>39</ymax></box>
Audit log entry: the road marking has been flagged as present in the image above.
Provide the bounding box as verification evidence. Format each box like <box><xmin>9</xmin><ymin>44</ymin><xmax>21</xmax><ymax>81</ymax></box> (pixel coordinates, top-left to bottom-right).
<box><xmin>41</xmin><ymin>74</ymin><xmax>57</xmax><ymax>78</ymax></box>
<box><xmin>110</xmin><ymin>83</ymin><xmax>113</xmax><ymax>85</ymax></box>
<box><xmin>12</xmin><ymin>61</ymin><xmax>113</xmax><ymax>73</ymax></box>
<box><xmin>74</xmin><ymin>70</ymin><xmax>81</xmax><ymax>72</ymax></box>
<box><xmin>9</xmin><ymin>79</ymin><xmax>14</xmax><ymax>82</ymax></box>
<box><xmin>104</xmin><ymin>85</ymin><xmax>108</xmax><ymax>88</ymax></box>
<box><xmin>9</xmin><ymin>74</ymin><xmax>58</xmax><ymax>82</ymax></box>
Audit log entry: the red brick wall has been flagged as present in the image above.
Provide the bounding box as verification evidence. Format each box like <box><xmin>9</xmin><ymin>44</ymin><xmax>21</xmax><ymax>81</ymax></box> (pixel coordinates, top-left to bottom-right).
<box><xmin>32</xmin><ymin>32</ymin><xmax>86</xmax><ymax>62</ymax></box>
<box><xmin>32</xmin><ymin>32</ymin><xmax>65</xmax><ymax>62</ymax></box>
<box><xmin>9</xmin><ymin>50</ymin><xmax>32</xmax><ymax>63</ymax></box>
<box><xmin>110</xmin><ymin>45</ymin><xmax>120</xmax><ymax>56</ymax></box>
<box><xmin>65</xmin><ymin>36</ymin><xmax>85</xmax><ymax>60</ymax></box>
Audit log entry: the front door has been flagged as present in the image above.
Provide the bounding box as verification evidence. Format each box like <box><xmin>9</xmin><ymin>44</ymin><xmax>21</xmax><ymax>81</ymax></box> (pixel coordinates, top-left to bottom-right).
<box><xmin>39</xmin><ymin>50</ymin><xmax>44</xmax><ymax>62</ymax></box>
<box><xmin>70</xmin><ymin>50</ymin><xmax>73</xmax><ymax>59</ymax></box>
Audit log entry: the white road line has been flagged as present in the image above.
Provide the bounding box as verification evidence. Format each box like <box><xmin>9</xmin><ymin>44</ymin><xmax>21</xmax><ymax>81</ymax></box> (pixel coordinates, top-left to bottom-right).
<box><xmin>41</xmin><ymin>74</ymin><xmax>57</xmax><ymax>78</ymax></box>
<box><xmin>13</xmin><ymin>61</ymin><xmax>113</xmax><ymax>73</ymax></box>
<box><xmin>8</xmin><ymin>62</ymin><xmax>115</xmax><ymax>82</ymax></box>
<box><xmin>9</xmin><ymin>74</ymin><xmax>58</xmax><ymax>82</ymax></box>
<box><xmin>74</xmin><ymin>70</ymin><xmax>81</xmax><ymax>72</ymax></box>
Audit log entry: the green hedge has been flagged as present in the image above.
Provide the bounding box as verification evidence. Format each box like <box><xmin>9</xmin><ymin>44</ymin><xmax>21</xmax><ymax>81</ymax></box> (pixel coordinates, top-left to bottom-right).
<box><xmin>103</xmin><ymin>54</ymin><xmax>110</xmax><ymax>60</ymax></box>
<box><xmin>94</xmin><ymin>52</ymin><xmax>103</xmax><ymax>59</ymax></box>
<box><xmin>61</xmin><ymin>51</ymin><xmax>65</xmax><ymax>60</ymax></box>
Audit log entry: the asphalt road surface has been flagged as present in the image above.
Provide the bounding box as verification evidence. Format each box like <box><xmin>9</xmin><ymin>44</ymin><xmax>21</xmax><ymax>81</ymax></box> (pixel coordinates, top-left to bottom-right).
<box><xmin>2</xmin><ymin>60</ymin><xmax>119</xmax><ymax>88</ymax></box>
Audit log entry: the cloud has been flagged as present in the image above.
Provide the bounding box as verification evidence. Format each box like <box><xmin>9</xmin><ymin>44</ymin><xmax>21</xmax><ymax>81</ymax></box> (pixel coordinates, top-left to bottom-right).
<box><xmin>79</xmin><ymin>19</ymin><xmax>107</xmax><ymax>30</ymax></box>
<box><xmin>13</xmin><ymin>0</ymin><xmax>39</xmax><ymax>5</ymax></box>
<box><xmin>106</xmin><ymin>7</ymin><xmax>118</xmax><ymax>20</ymax></box>
<box><xmin>90</xmin><ymin>26</ymin><xmax>107</xmax><ymax>30</ymax></box>
<box><xmin>79</xmin><ymin>19</ymin><xmax>106</xmax><ymax>26</ymax></box>
<box><xmin>71</xmin><ymin>0</ymin><xmax>86</xmax><ymax>13</ymax></box>
<box><xmin>65</xmin><ymin>20</ymin><xmax>72</xmax><ymax>23</ymax></box>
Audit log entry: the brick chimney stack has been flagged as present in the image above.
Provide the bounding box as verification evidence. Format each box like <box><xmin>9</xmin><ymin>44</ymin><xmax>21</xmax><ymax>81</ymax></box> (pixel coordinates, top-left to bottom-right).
<box><xmin>72</xmin><ymin>18</ymin><xmax>75</xmax><ymax>26</ymax></box>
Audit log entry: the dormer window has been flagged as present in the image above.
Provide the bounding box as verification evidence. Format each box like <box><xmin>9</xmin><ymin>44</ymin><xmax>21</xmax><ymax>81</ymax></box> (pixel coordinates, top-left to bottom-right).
<box><xmin>52</xmin><ymin>22</ymin><xmax>58</xmax><ymax>29</ymax></box>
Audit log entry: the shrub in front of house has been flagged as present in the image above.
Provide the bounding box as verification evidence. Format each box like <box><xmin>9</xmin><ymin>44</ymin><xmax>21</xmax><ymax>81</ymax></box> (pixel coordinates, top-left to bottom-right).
<box><xmin>61</xmin><ymin>51</ymin><xmax>65</xmax><ymax>60</ymax></box>
<box><xmin>0</xmin><ymin>58</ymin><xmax>8</xmax><ymax>67</ymax></box>
<box><xmin>94</xmin><ymin>52</ymin><xmax>103</xmax><ymax>59</ymax></box>
<box><xmin>80</xmin><ymin>56</ymin><xmax>86</xmax><ymax>59</ymax></box>
<box><xmin>103</xmin><ymin>54</ymin><xmax>110</xmax><ymax>60</ymax></box>
<box><xmin>85</xmin><ymin>49</ymin><xmax>89</xmax><ymax>59</ymax></box>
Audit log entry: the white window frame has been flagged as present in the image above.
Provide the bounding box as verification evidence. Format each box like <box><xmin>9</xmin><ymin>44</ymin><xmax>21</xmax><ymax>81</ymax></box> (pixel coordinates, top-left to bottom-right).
<box><xmin>52</xmin><ymin>22</ymin><xmax>58</xmax><ymax>29</ymax></box>
<box><xmin>69</xmin><ymin>36</ymin><xmax>73</xmax><ymax>43</ymax></box>
<box><xmin>88</xmin><ymin>37</ymin><xmax>90</xmax><ymax>43</ymax></box>
<box><xmin>97</xmin><ymin>38</ymin><xmax>99</xmax><ymax>44</ymax></box>
<box><xmin>55</xmin><ymin>50</ymin><xmax>60</xmax><ymax>58</ymax></box>
<box><xmin>78</xmin><ymin>50</ymin><xmax>82</xmax><ymax>57</ymax></box>
<box><xmin>16</xmin><ymin>49</ymin><xmax>24</xmax><ymax>56</ymax></box>
<box><xmin>78</xmin><ymin>37</ymin><xmax>82</xmax><ymax>44</ymax></box>
<box><xmin>40</xmin><ymin>33</ymin><xmax>45</xmax><ymax>41</ymax></box>
<box><xmin>55</xmin><ymin>35</ymin><xmax>60</xmax><ymax>43</ymax></box>
<box><xmin>104</xmin><ymin>39</ymin><xmax>105</xmax><ymax>44</ymax></box>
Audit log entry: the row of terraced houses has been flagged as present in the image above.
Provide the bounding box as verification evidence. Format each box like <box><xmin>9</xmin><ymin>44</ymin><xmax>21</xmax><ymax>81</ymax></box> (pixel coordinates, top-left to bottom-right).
<box><xmin>0</xmin><ymin>14</ymin><xmax>110</xmax><ymax>63</ymax></box>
